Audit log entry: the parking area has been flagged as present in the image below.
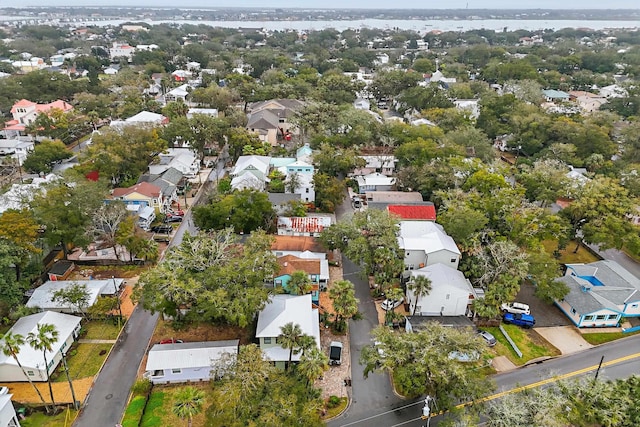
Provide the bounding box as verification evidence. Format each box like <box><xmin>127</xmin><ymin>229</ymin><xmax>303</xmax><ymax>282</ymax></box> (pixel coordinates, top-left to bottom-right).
<box><xmin>316</xmin><ymin>329</ymin><xmax>350</xmax><ymax>399</ymax></box>
<box><xmin>514</xmin><ymin>283</ymin><xmax>572</xmax><ymax>327</ymax></box>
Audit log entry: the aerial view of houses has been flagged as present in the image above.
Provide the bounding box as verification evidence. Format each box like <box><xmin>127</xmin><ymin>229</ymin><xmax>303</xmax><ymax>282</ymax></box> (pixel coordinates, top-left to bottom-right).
<box><xmin>0</xmin><ymin>5</ymin><xmax>639</xmax><ymax>427</ymax></box>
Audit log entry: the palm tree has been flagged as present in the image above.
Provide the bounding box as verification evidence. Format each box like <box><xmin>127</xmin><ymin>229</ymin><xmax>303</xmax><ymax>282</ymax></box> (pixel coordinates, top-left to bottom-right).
<box><xmin>407</xmin><ymin>275</ymin><xmax>432</xmax><ymax>316</ymax></box>
<box><xmin>287</xmin><ymin>270</ymin><xmax>313</xmax><ymax>296</ymax></box>
<box><xmin>298</xmin><ymin>347</ymin><xmax>329</xmax><ymax>386</ymax></box>
<box><xmin>278</xmin><ymin>322</ymin><xmax>304</xmax><ymax>371</ymax></box>
<box><xmin>27</xmin><ymin>323</ymin><xmax>59</xmax><ymax>411</ymax></box>
<box><xmin>172</xmin><ymin>386</ymin><xmax>205</xmax><ymax>427</ymax></box>
<box><xmin>329</xmin><ymin>280</ymin><xmax>359</xmax><ymax>332</ymax></box>
<box><xmin>0</xmin><ymin>332</ymin><xmax>51</xmax><ymax>413</ymax></box>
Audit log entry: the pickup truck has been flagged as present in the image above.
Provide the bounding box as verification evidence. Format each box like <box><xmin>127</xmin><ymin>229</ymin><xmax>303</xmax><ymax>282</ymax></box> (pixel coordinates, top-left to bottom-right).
<box><xmin>503</xmin><ymin>312</ymin><xmax>536</xmax><ymax>328</ymax></box>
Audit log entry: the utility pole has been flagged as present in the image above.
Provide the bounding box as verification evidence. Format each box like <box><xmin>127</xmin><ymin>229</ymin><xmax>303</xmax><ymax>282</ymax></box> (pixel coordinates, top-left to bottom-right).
<box><xmin>113</xmin><ymin>276</ymin><xmax>122</xmax><ymax>329</ymax></box>
<box><xmin>61</xmin><ymin>354</ymin><xmax>79</xmax><ymax>410</ymax></box>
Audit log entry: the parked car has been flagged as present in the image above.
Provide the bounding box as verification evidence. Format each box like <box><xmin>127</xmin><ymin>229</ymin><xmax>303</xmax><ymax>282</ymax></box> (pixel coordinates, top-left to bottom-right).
<box><xmin>329</xmin><ymin>341</ymin><xmax>343</xmax><ymax>365</ymax></box>
<box><xmin>168</xmin><ymin>209</ymin><xmax>185</xmax><ymax>216</ymax></box>
<box><xmin>164</xmin><ymin>214</ymin><xmax>183</xmax><ymax>223</ymax></box>
<box><xmin>151</xmin><ymin>225</ymin><xmax>173</xmax><ymax>234</ymax></box>
<box><xmin>381</xmin><ymin>297</ymin><xmax>404</xmax><ymax>311</ymax></box>
<box><xmin>153</xmin><ymin>234</ymin><xmax>170</xmax><ymax>243</ymax></box>
<box><xmin>353</xmin><ymin>199</ymin><xmax>362</xmax><ymax>209</ymax></box>
<box><xmin>503</xmin><ymin>312</ymin><xmax>536</xmax><ymax>328</ymax></box>
<box><xmin>478</xmin><ymin>330</ymin><xmax>497</xmax><ymax>347</ymax></box>
<box><xmin>159</xmin><ymin>338</ymin><xmax>183</xmax><ymax>344</ymax></box>
<box><xmin>501</xmin><ymin>302</ymin><xmax>531</xmax><ymax>315</ymax></box>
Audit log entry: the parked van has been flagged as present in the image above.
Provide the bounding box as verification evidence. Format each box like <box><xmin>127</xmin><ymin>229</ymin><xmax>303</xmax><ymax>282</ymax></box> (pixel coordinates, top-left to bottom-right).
<box><xmin>503</xmin><ymin>312</ymin><xmax>536</xmax><ymax>328</ymax></box>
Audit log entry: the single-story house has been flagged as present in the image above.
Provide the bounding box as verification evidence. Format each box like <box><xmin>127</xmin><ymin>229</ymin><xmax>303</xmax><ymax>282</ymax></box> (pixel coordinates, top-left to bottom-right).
<box><xmin>398</xmin><ymin>221</ymin><xmax>461</xmax><ymax>274</ymax></box>
<box><xmin>0</xmin><ymin>392</ymin><xmax>21</xmax><ymax>427</ymax></box>
<box><xmin>356</xmin><ymin>173</ymin><xmax>395</xmax><ymax>193</ymax></box>
<box><xmin>26</xmin><ymin>279</ymin><xmax>124</xmax><ymax>313</ymax></box>
<box><xmin>268</xmin><ymin>193</ymin><xmax>300</xmax><ymax>215</ymax></box>
<box><xmin>256</xmin><ymin>294</ymin><xmax>320</xmax><ymax>369</ymax></box>
<box><xmin>0</xmin><ymin>312</ymin><xmax>82</xmax><ymax>382</ymax></box>
<box><xmin>555</xmin><ymin>260</ymin><xmax>640</xmax><ymax>328</ymax></box>
<box><xmin>110</xmin><ymin>111</ymin><xmax>168</xmax><ymax>128</ymax></box>
<box><xmin>111</xmin><ymin>181</ymin><xmax>164</xmax><ymax>211</ymax></box>
<box><xmin>542</xmin><ymin>89</ymin><xmax>570</xmax><ymax>103</ymax></box>
<box><xmin>145</xmin><ymin>340</ymin><xmax>239</xmax><ymax>384</ymax></box>
<box><xmin>47</xmin><ymin>260</ymin><xmax>75</xmax><ymax>281</ymax></box>
<box><xmin>276</xmin><ymin>215</ymin><xmax>333</xmax><ymax>237</ymax></box>
<box><xmin>271</xmin><ymin>235</ymin><xmax>326</xmax><ymax>256</ymax></box>
<box><xmin>231</xmin><ymin>173</ymin><xmax>265</xmax><ymax>192</ymax></box>
<box><xmin>407</xmin><ymin>264</ymin><xmax>477</xmax><ymax>317</ymax></box>
<box><xmin>187</xmin><ymin>108</ymin><xmax>218</xmax><ymax>119</ymax></box>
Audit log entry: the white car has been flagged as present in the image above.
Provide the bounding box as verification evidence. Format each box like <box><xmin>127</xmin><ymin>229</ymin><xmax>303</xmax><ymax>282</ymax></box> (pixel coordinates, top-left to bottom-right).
<box><xmin>501</xmin><ymin>302</ymin><xmax>531</xmax><ymax>315</ymax></box>
<box><xmin>381</xmin><ymin>297</ymin><xmax>404</xmax><ymax>311</ymax></box>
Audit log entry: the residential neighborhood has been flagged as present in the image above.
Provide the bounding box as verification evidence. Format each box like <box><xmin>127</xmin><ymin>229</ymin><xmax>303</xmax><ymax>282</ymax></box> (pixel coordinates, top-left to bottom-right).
<box><xmin>0</xmin><ymin>7</ymin><xmax>638</xmax><ymax>427</ymax></box>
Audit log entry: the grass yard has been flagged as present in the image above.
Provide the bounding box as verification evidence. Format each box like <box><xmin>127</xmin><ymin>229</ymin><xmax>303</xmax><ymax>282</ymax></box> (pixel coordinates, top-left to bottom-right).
<box><xmin>139</xmin><ymin>385</ymin><xmax>209</xmax><ymax>427</ymax></box>
<box><xmin>54</xmin><ymin>343</ymin><xmax>112</xmax><ymax>381</ymax></box>
<box><xmin>21</xmin><ymin>408</ymin><xmax>78</xmax><ymax>427</ymax></box>
<box><xmin>485</xmin><ymin>325</ymin><xmax>560</xmax><ymax>365</ymax></box>
<box><xmin>542</xmin><ymin>240</ymin><xmax>600</xmax><ymax>265</ymax></box>
<box><xmin>83</xmin><ymin>320</ymin><xmax>121</xmax><ymax>340</ymax></box>
<box><xmin>581</xmin><ymin>330</ymin><xmax>640</xmax><ymax>345</ymax></box>
<box><xmin>122</xmin><ymin>395</ymin><xmax>147</xmax><ymax>427</ymax></box>
<box><xmin>152</xmin><ymin>319</ymin><xmax>253</xmax><ymax>345</ymax></box>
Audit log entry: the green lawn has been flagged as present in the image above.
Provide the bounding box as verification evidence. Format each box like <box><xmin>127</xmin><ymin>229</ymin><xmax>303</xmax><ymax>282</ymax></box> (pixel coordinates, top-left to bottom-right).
<box><xmin>542</xmin><ymin>240</ymin><xmax>600</xmax><ymax>264</ymax></box>
<box><xmin>21</xmin><ymin>408</ymin><xmax>78</xmax><ymax>427</ymax></box>
<box><xmin>54</xmin><ymin>343</ymin><xmax>112</xmax><ymax>381</ymax></box>
<box><xmin>83</xmin><ymin>321</ymin><xmax>121</xmax><ymax>340</ymax></box>
<box><xmin>140</xmin><ymin>391</ymin><xmax>166</xmax><ymax>427</ymax></box>
<box><xmin>136</xmin><ymin>385</ymin><xmax>209</xmax><ymax>427</ymax></box>
<box><xmin>581</xmin><ymin>330</ymin><xmax>640</xmax><ymax>345</ymax></box>
<box><xmin>122</xmin><ymin>395</ymin><xmax>147</xmax><ymax>427</ymax></box>
<box><xmin>485</xmin><ymin>325</ymin><xmax>560</xmax><ymax>365</ymax></box>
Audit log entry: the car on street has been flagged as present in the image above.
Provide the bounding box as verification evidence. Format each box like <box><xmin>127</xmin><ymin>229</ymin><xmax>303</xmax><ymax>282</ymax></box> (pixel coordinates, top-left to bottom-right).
<box><xmin>478</xmin><ymin>330</ymin><xmax>497</xmax><ymax>347</ymax></box>
<box><xmin>503</xmin><ymin>312</ymin><xmax>536</xmax><ymax>328</ymax></box>
<box><xmin>381</xmin><ymin>297</ymin><xmax>404</xmax><ymax>311</ymax></box>
<box><xmin>329</xmin><ymin>341</ymin><xmax>343</xmax><ymax>365</ymax></box>
<box><xmin>164</xmin><ymin>214</ymin><xmax>183</xmax><ymax>223</ymax></box>
<box><xmin>501</xmin><ymin>301</ymin><xmax>531</xmax><ymax>315</ymax></box>
<box><xmin>159</xmin><ymin>338</ymin><xmax>183</xmax><ymax>344</ymax></box>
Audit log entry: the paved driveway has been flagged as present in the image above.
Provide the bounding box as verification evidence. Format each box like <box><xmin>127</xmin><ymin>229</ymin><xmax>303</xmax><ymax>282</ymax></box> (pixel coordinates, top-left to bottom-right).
<box><xmin>514</xmin><ymin>283</ymin><xmax>572</xmax><ymax>327</ymax></box>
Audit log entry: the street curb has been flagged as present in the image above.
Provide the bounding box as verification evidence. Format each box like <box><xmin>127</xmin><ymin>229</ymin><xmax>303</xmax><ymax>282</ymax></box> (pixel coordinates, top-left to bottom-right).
<box><xmin>388</xmin><ymin>370</ymin><xmax>408</xmax><ymax>399</ymax></box>
<box><xmin>322</xmin><ymin>396</ymin><xmax>352</xmax><ymax>422</ymax></box>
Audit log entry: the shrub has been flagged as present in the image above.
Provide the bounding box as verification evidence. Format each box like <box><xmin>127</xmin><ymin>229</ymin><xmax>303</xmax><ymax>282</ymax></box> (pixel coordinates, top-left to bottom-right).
<box><xmin>327</xmin><ymin>395</ymin><xmax>341</xmax><ymax>408</ymax></box>
<box><xmin>131</xmin><ymin>378</ymin><xmax>152</xmax><ymax>396</ymax></box>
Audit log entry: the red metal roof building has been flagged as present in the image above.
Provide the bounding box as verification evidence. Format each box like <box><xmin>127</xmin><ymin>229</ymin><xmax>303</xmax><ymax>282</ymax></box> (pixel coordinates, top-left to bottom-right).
<box><xmin>387</xmin><ymin>204</ymin><xmax>436</xmax><ymax>221</ymax></box>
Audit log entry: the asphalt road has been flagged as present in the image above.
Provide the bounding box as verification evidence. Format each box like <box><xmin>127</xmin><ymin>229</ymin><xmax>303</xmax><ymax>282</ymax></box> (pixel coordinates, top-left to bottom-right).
<box><xmin>329</xmin><ymin>334</ymin><xmax>640</xmax><ymax>427</ymax></box>
<box><xmin>73</xmin><ymin>160</ymin><xmax>225</xmax><ymax>427</ymax></box>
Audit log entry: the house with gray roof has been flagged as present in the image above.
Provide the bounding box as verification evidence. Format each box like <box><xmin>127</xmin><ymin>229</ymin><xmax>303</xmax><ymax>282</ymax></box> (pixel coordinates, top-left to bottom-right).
<box><xmin>138</xmin><ymin>167</ymin><xmax>184</xmax><ymax>212</ymax></box>
<box><xmin>246</xmin><ymin>99</ymin><xmax>304</xmax><ymax>146</ymax></box>
<box><xmin>144</xmin><ymin>340</ymin><xmax>239</xmax><ymax>384</ymax></box>
<box><xmin>555</xmin><ymin>260</ymin><xmax>640</xmax><ymax>328</ymax></box>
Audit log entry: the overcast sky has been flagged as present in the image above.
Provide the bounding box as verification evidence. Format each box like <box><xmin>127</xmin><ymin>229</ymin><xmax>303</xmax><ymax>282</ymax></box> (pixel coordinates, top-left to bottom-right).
<box><xmin>13</xmin><ymin>0</ymin><xmax>640</xmax><ymax>9</ymax></box>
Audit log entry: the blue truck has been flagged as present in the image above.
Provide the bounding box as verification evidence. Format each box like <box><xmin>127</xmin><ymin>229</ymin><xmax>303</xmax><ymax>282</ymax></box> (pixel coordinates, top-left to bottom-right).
<box><xmin>503</xmin><ymin>312</ymin><xmax>536</xmax><ymax>328</ymax></box>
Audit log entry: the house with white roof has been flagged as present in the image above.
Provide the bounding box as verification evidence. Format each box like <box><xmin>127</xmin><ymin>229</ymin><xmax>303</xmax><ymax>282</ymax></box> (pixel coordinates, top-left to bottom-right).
<box><xmin>145</xmin><ymin>340</ymin><xmax>238</xmax><ymax>384</ymax></box>
<box><xmin>187</xmin><ymin>108</ymin><xmax>218</xmax><ymax>119</ymax></box>
<box><xmin>0</xmin><ymin>312</ymin><xmax>82</xmax><ymax>382</ymax></box>
<box><xmin>555</xmin><ymin>260</ymin><xmax>640</xmax><ymax>328</ymax></box>
<box><xmin>398</xmin><ymin>221</ymin><xmax>461</xmax><ymax>274</ymax></box>
<box><xmin>0</xmin><ymin>392</ymin><xmax>21</xmax><ymax>427</ymax></box>
<box><xmin>453</xmin><ymin>99</ymin><xmax>480</xmax><ymax>119</ymax></box>
<box><xmin>110</xmin><ymin>111</ymin><xmax>168</xmax><ymax>128</ymax></box>
<box><xmin>230</xmin><ymin>155</ymin><xmax>271</xmax><ymax>191</ymax></box>
<box><xmin>0</xmin><ymin>173</ymin><xmax>59</xmax><ymax>215</ymax></box>
<box><xmin>407</xmin><ymin>264</ymin><xmax>477</xmax><ymax>316</ymax></box>
<box><xmin>150</xmin><ymin>148</ymin><xmax>199</xmax><ymax>178</ymax></box>
<box><xmin>26</xmin><ymin>279</ymin><xmax>124</xmax><ymax>313</ymax></box>
<box><xmin>353</xmin><ymin>155</ymin><xmax>397</xmax><ymax>177</ymax></box>
<box><xmin>356</xmin><ymin>172</ymin><xmax>396</xmax><ymax>193</ymax></box>
<box><xmin>256</xmin><ymin>294</ymin><xmax>320</xmax><ymax>369</ymax></box>
<box><xmin>164</xmin><ymin>84</ymin><xmax>191</xmax><ymax>103</ymax></box>
<box><xmin>109</xmin><ymin>42</ymin><xmax>135</xmax><ymax>62</ymax></box>
<box><xmin>0</xmin><ymin>139</ymin><xmax>34</xmax><ymax>166</ymax></box>
<box><xmin>598</xmin><ymin>84</ymin><xmax>628</xmax><ymax>99</ymax></box>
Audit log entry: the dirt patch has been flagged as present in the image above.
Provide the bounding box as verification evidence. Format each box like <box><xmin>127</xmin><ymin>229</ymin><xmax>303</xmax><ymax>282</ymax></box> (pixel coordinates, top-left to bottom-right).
<box><xmin>151</xmin><ymin>319</ymin><xmax>253</xmax><ymax>346</ymax></box>
<box><xmin>68</xmin><ymin>265</ymin><xmax>150</xmax><ymax>280</ymax></box>
<box><xmin>2</xmin><ymin>377</ymin><xmax>93</xmax><ymax>405</ymax></box>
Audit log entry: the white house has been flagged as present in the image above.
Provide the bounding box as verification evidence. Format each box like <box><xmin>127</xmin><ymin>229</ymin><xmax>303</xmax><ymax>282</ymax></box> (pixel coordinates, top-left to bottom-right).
<box><xmin>286</xmin><ymin>171</ymin><xmax>315</xmax><ymax>203</ymax></box>
<box><xmin>0</xmin><ymin>312</ymin><xmax>82</xmax><ymax>382</ymax></box>
<box><xmin>151</xmin><ymin>149</ymin><xmax>200</xmax><ymax>178</ymax></box>
<box><xmin>398</xmin><ymin>221</ymin><xmax>461</xmax><ymax>273</ymax></box>
<box><xmin>453</xmin><ymin>99</ymin><xmax>480</xmax><ymax>119</ymax></box>
<box><xmin>110</xmin><ymin>111</ymin><xmax>168</xmax><ymax>128</ymax></box>
<box><xmin>26</xmin><ymin>279</ymin><xmax>124</xmax><ymax>313</ymax></box>
<box><xmin>356</xmin><ymin>172</ymin><xmax>396</xmax><ymax>193</ymax></box>
<box><xmin>353</xmin><ymin>155</ymin><xmax>397</xmax><ymax>177</ymax></box>
<box><xmin>109</xmin><ymin>42</ymin><xmax>135</xmax><ymax>62</ymax></box>
<box><xmin>187</xmin><ymin>108</ymin><xmax>218</xmax><ymax>119</ymax></box>
<box><xmin>230</xmin><ymin>155</ymin><xmax>271</xmax><ymax>191</ymax></box>
<box><xmin>145</xmin><ymin>340</ymin><xmax>238</xmax><ymax>385</ymax></box>
<box><xmin>164</xmin><ymin>84</ymin><xmax>191</xmax><ymax>103</ymax></box>
<box><xmin>0</xmin><ymin>173</ymin><xmax>59</xmax><ymax>215</ymax></box>
<box><xmin>256</xmin><ymin>294</ymin><xmax>320</xmax><ymax>369</ymax></box>
<box><xmin>598</xmin><ymin>84</ymin><xmax>628</xmax><ymax>99</ymax></box>
<box><xmin>407</xmin><ymin>264</ymin><xmax>477</xmax><ymax>317</ymax></box>
<box><xmin>0</xmin><ymin>139</ymin><xmax>34</xmax><ymax>166</ymax></box>
<box><xmin>0</xmin><ymin>392</ymin><xmax>21</xmax><ymax>427</ymax></box>
<box><xmin>230</xmin><ymin>174</ymin><xmax>265</xmax><ymax>192</ymax></box>
<box><xmin>555</xmin><ymin>260</ymin><xmax>640</xmax><ymax>328</ymax></box>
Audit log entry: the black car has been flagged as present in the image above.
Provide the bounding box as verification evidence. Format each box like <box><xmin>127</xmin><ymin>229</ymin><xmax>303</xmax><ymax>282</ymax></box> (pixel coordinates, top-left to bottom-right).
<box><xmin>151</xmin><ymin>225</ymin><xmax>173</xmax><ymax>234</ymax></box>
<box><xmin>164</xmin><ymin>215</ymin><xmax>183</xmax><ymax>223</ymax></box>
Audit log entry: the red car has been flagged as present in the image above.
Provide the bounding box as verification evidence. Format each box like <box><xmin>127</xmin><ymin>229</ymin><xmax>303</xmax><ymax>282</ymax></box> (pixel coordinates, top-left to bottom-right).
<box><xmin>159</xmin><ymin>338</ymin><xmax>183</xmax><ymax>344</ymax></box>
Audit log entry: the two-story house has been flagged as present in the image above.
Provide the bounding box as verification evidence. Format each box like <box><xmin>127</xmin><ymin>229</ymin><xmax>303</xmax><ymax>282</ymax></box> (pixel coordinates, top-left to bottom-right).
<box><xmin>246</xmin><ymin>99</ymin><xmax>304</xmax><ymax>146</ymax></box>
<box><xmin>255</xmin><ymin>294</ymin><xmax>320</xmax><ymax>369</ymax></box>
<box><xmin>407</xmin><ymin>264</ymin><xmax>477</xmax><ymax>317</ymax></box>
<box><xmin>230</xmin><ymin>155</ymin><xmax>271</xmax><ymax>191</ymax></box>
<box><xmin>397</xmin><ymin>221</ymin><xmax>461</xmax><ymax>276</ymax></box>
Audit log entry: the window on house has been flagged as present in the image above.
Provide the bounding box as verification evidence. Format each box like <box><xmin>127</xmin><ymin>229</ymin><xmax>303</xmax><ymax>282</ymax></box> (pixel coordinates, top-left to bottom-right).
<box><xmin>450</xmin><ymin>258</ymin><xmax>457</xmax><ymax>263</ymax></box>
<box><xmin>596</xmin><ymin>315</ymin><xmax>606</xmax><ymax>320</ymax></box>
<box><xmin>632</xmin><ymin>304</ymin><xmax>639</xmax><ymax>308</ymax></box>
<box><xmin>583</xmin><ymin>315</ymin><xmax>594</xmax><ymax>321</ymax></box>
<box><xmin>172</xmin><ymin>368</ymin><xmax>181</xmax><ymax>374</ymax></box>
<box><xmin>27</xmin><ymin>370</ymin><xmax>34</xmax><ymax>376</ymax></box>
<box><xmin>263</xmin><ymin>337</ymin><xmax>272</xmax><ymax>344</ymax></box>
<box><xmin>275</xmin><ymin>280</ymin><xmax>282</xmax><ymax>286</ymax></box>
<box><xmin>408</xmin><ymin>265</ymin><xmax>414</xmax><ymax>270</ymax></box>
<box><xmin>446</xmin><ymin>294</ymin><xmax>450</xmax><ymax>300</ymax></box>
<box><xmin>571</xmin><ymin>308</ymin><xmax>577</xmax><ymax>314</ymax></box>
<box><xmin>406</xmin><ymin>252</ymin><xmax>410</xmax><ymax>256</ymax></box>
<box><xmin>305</xmin><ymin>188</ymin><xmax>309</xmax><ymax>193</ymax></box>
<box><xmin>607</xmin><ymin>315</ymin><xmax>618</xmax><ymax>320</ymax></box>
